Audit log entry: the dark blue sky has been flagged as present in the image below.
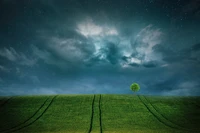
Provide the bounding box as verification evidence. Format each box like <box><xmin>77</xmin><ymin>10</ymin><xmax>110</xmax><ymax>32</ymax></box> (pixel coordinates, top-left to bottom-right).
<box><xmin>0</xmin><ymin>0</ymin><xmax>200</xmax><ymax>96</ymax></box>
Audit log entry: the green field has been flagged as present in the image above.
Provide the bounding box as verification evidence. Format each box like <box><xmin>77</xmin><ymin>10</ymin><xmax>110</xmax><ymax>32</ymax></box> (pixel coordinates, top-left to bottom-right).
<box><xmin>0</xmin><ymin>94</ymin><xmax>200</xmax><ymax>133</ymax></box>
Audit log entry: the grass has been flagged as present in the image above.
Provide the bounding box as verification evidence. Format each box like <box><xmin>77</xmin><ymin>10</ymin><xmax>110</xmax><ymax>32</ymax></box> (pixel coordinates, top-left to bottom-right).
<box><xmin>0</xmin><ymin>94</ymin><xmax>200</xmax><ymax>133</ymax></box>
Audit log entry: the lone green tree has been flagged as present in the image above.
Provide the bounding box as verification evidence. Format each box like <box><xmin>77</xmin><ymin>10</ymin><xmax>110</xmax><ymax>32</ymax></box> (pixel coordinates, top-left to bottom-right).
<box><xmin>130</xmin><ymin>83</ymin><xmax>140</xmax><ymax>95</ymax></box>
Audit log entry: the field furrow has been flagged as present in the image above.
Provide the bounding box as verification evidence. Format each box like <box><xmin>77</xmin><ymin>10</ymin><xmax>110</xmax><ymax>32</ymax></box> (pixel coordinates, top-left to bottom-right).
<box><xmin>88</xmin><ymin>95</ymin><xmax>95</xmax><ymax>133</ymax></box>
<box><xmin>0</xmin><ymin>97</ymin><xmax>49</xmax><ymax>132</ymax></box>
<box><xmin>101</xmin><ymin>95</ymin><xmax>174</xmax><ymax>133</ymax></box>
<box><xmin>99</xmin><ymin>94</ymin><xmax>102</xmax><ymax>133</ymax></box>
<box><xmin>143</xmin><ymin>96</ymin><xmax>188</xmax><ymax>130</ymax></box>
<box><xmin>0</xmin><ymin>97</ymin><xmax>12</xmax><ymax>109</ymax></box>
<box><xmin>4</xmin><ymin>96</ymin><xmax>57</xmax><ymax>133</ymax></box>
<box><xmin>138</xmin><ymin>95</ymin><xmax>182</xmax><ymax>130</ymax></box>
<box><xmin>17</xmin><ymin>95</ymin><xmax>93</xmax><ymax>133</ymax></box>
<box><xmin>144</xmin><ymin>96</ymin><xmax>200</xmax><ymax>132</ymax></box>
<box><xmin>0</xmin><ymin>96</ymin><xmax>52</xmax><ymax>131</ymax></box>
<box><xmin>89</xmin><ymin>94</ymin><xmax>102</xmax><ymax>133</ymax></box>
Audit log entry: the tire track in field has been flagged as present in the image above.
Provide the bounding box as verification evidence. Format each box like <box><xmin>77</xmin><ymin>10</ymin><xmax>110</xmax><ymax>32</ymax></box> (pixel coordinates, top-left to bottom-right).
<box><xmin>99</xmin><ymin>94</ymin><xmax>102</xmax><ymax>133</ymax></box>
<box><xmin>144</xmin><ymin>96</ymin><xmax>200</xmax><ymax>132</ymax></box>
<box><xmin>143</xmin><ymin>96</ymin><xmax>187</xmax><ymax>129</ymax></box>
<box><xmin>5</xmin><ymin>95</ymin><xmax>57</xmax><ymax>133</ymax></box>
<box><xmin>88</xmin><ymin>95</ymin><xmax>95</xmax><ymax>133</ymax></box>
<box><xmin>0</xmin><ymin>97</ymin><xmax>13</xmax><ymax>109</ymax></box>
<box><xmin>138</xmin><ymin>95</ymin><xmax>182</xmax><ymax>130</ymax></box>
<box><xmin>0</xmin><ymin>97</ymin><xmax>49</xmax><ymax>132</ymax></box>
<box><xmin>138</xmin><ymin>95</ymin><xmax>200</xmax><ymax>132</ymax></box>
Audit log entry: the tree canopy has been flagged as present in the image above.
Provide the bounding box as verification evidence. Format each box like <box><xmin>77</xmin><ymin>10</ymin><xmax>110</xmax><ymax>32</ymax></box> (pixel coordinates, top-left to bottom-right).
<box><xmin>130</xmin><ymin>83</ymin><xmax>140</xmax><ymax>93</ymax></box>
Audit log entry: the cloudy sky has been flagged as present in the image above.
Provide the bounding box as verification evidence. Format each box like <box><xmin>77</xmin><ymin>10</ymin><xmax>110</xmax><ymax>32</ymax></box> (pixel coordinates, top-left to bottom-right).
<box><xmin>0</xmin><ymin>0</ymin><xmax>200</xmax><ymax>96</ymax></box>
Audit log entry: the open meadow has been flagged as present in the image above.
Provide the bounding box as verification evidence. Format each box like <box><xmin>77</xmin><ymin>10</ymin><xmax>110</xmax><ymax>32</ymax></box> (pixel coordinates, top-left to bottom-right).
<box><xmin>0</xmin><ymin>94</ymin><xmax>200</xmax><ymax>133</ymax></box>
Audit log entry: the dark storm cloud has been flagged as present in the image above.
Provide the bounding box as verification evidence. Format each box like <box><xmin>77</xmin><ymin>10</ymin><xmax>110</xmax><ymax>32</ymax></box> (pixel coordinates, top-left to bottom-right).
<box><xmin>145</xmin><ymin>76</ymin><xmax>200</xmax><ymax>96</ymax></box>
<box><xmin>143</xmin><ymin>61</ymin><xmax>158</xmax><ymax>68</ymax></box>
<box><xmin>191</xmin><ymin>43</ymin><xmax>200</xmax><ymax>52</ymax></box>
<box><xmin>128</xmin><ymin>62</ymin><xmax>140</xmax><ymax>67</ymax></box>
<box><xmin>106</xmin><ymin>42</ymin><xmax>120</xmax><ymax>65</ymax></box>
<box><xmin>85</xmin><ymin>41</ymin><xmax>120</xmax><ymax>66</ymax></box>
<box><xmin>145</xmin><ymin>78</ymin><xmax>180</xmax><ymax>93</ymax></box>
<box><xmin>153</xmin><ymin>42</ymin><xmax>200</xmax><ymax>64</ymax></box>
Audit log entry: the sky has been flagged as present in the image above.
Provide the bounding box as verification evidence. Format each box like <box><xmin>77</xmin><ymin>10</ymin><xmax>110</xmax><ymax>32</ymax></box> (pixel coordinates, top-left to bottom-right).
<box><xmin>0</xmin><ymin>0</ymin><xmax>200</xmax><ymax>96</ymax></box>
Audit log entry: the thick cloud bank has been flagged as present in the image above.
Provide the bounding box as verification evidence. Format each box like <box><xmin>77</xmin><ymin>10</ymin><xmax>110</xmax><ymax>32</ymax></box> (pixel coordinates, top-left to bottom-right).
<box><xmin>0</xmin><ymin>0</ymin><xmax>200</xmax><ymax>96</ymax></box>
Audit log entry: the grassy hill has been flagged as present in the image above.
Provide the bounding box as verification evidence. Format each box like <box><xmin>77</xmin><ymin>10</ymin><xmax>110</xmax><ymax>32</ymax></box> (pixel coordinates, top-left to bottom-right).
<box><xmin>0</xmin><ymin>94</ymin><xmax>200</xmax><ymax>133</ymax></box>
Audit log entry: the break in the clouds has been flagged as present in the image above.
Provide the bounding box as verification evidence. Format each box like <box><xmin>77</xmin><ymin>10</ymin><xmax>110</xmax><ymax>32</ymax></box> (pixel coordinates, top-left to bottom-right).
<box><xmin>0</xmin><ymin>0</ymin><xmax>200</xmax><ymax>96</ymax></box>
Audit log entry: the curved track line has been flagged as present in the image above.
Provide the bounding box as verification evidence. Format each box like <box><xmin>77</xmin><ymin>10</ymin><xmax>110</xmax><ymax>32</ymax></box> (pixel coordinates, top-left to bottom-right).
<box><xmin>6</xmin><ymin>95</ymin><xmax>57</xmax><ymax>133</ymax></box>
<box><xmin>99</xmin><ymin>94</ymin><xmax>102</xmax><ymax>133</ymax></box>
<box><xmin>143</xmin><ymin>96</ymin><xmax>200</xmax><ymax>132</ymax></box>
<box><xmin>0</xmin><ymin>97</ymin><xmax>49</xmax><ymax>132</ymax></box>
<box><xmin>88</xmin><ymin>95</ymin><xmax>95</xmax><ymax>133</ymax></box>
<box><xmin>143</xmin><ymin>96</ymin><xmax>185</xmax><ymax>129</ymax></box>
<box><xmin>139</xmin><ymin>95</ymin><xmax>200</xmax><ymax>132</ymax></box>
<box><xmin>0</xmin><ymin>97</ymin><xmax>13</xmax><ymax>109</ymax></box>
<box><xmin>138</xmin><ymin>95</ymin><xmax>181</xmax><ymax>130</ymax></box>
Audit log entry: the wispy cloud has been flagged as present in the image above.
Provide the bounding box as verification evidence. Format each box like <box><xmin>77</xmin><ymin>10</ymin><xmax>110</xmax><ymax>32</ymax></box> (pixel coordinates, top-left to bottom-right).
<box><xmin>48</xmin><ymin>37</ymin><xmax>93</xmax><ymax>62</ymax></box>
<box><xmin>0</xmin><ymin>47</ymin><xmax>18</xmax><ymax>61</ymax></box>
<box><xmin>32</xmin><ymin>35</ymin><xmax>94</xmax><ymax>69</ymax></box>
<box><xmin>0</xmin><ymin>47</ymin><xmax>37</xmax><ymax>66</ymax></box>
<box><xmin>133</xmin><ymin>24</ymin><xmax>163</xmax><ymax>62</ymax></box>
<box><xmin>0</xmin><ymin>65</ymin><xmax>10</xmax><ymax>72</ymax></box>
<box><xmin>120</xmin><ymin>24</ymin><xmax>164</xmax><ymax>68</ymax></box>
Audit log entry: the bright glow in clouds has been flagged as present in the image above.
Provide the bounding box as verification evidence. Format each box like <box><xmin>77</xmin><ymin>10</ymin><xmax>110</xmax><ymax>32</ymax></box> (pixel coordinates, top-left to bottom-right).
<box><xmin>77</xmin><ymin>19</ymin><xmax>102</xmax><ymax>37</ymax></box>
<box><xmin>76</xmin><ymin>18</ymin><xmax>118</xmax><ymax>37</ymax></box>
<box><xmin>120</xmin><ymin>24</ymin><xmax>164</xmax><ymax>68</ymax></box>
<box><xmin>121</xmin><ymin>24</ymin><xmax>163</xmax><ymax>68</ymax></box>
<box><xmin>135</xmin><ymin>24</ymin><xmax>163</xmax><ymax>62</ymax></box>
<box><xmin>76</xmin><ymin>18</ymin><xmax>119</xmax><ymax>64</ymax></box>
<box><xmin>76</xmin><ymin>19</ymin><xmax>164</xmax><ymax>68</ymax></box>
<box><xmin>130</xmin><ymin>57</ymin><xmax>142</xmax><ymax>64</ymax></box>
